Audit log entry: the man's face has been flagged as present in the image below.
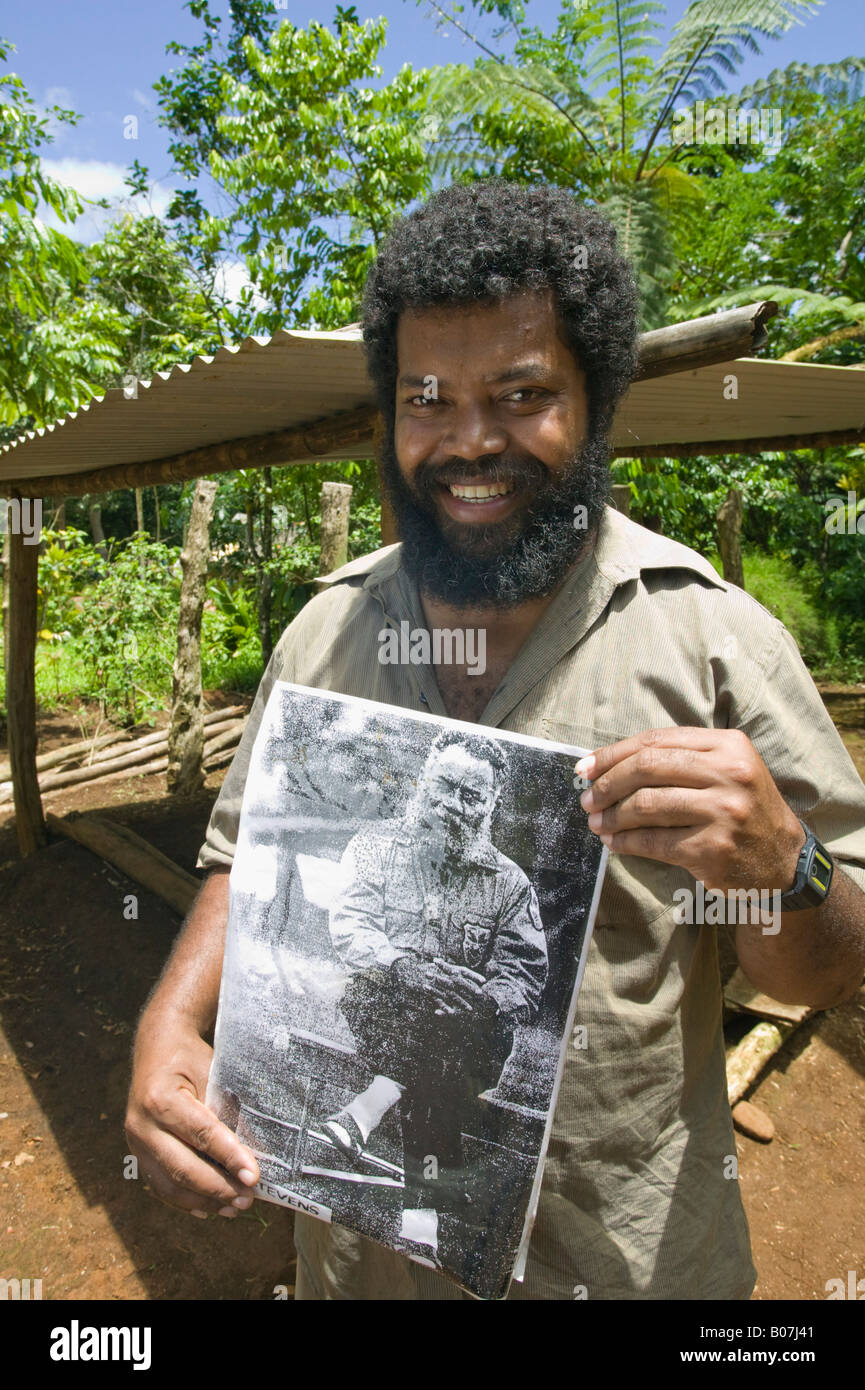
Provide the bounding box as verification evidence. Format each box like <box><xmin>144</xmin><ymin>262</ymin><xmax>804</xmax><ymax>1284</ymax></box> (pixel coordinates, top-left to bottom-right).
<box><xmin>382</xmin><ymin>290</ymin><xmax>610</xmax><ymax>607</ymax></box>
<box><xmin>419</xmin><ymin>745</ymin><xmax>497</xmax><ymax>845</ymax></box>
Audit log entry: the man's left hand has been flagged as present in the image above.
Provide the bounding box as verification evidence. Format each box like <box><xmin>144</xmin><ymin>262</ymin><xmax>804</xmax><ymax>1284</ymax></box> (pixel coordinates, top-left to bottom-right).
<box><xmin>576</xmin><ymin>727</ymin><xmax>805</xmax><ymax>892</ymax></box>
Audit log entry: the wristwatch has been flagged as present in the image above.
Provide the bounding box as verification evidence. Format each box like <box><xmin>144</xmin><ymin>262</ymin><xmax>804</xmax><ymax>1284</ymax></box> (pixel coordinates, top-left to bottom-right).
<box><xmin>778</xmin><ymin>820</ymin><xmax>834</xmax><ymax>910</ymax></box>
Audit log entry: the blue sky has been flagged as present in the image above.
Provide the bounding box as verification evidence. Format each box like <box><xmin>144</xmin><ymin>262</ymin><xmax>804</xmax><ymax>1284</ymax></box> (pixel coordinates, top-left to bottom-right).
<box><xmin>6</xmin><ymin>0</ymin><xmax>863</xmax><ymax>257</ymax></box>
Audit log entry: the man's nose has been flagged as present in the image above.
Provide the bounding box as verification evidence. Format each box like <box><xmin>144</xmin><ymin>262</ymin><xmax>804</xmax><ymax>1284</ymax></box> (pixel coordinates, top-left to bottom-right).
<box><xmin>438</xmin><ymin>404</ymin><xmax>508</xmax><ymax>463</ymax></box>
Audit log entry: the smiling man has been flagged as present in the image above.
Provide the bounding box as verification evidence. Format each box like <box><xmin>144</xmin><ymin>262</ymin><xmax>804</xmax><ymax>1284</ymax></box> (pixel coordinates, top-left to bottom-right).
<box><xmin>126</xmin><ymin>181</ymin><xmax>865</xmax><ymax>1301</ymax></box>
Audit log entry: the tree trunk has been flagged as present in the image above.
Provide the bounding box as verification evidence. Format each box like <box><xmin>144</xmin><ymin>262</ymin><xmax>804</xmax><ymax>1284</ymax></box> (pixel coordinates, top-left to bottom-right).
<box><xmin>247</xmin><ymin>470</ymin><xmax>274</xmax><ymax>667</ymax></box>
<box><xmin>6</xmin><ymin>523</ymin><xmax>46</xmax><ymax>854</ymax></box>
<box><xmin>1</xmin><ymin>525</ymin><xmax>9</xmax><ymax>693</ymax></box>
<box><xmin>153</xmin><ymin>485</ymin><xmax>161</xmax><ymax>542</ymax></box>
<box><xmin>167</xmin><ymin>478</ymin><xmax>218</xmax><ymax>796</ymax></box>
<box><xmin>319</xmin><ymin>481</ymin><xmax>353</xmax><ymax>574</ymax></box>
<box><xmin>134</xmin><ymin>487</ymin><xmax>144</xmax><ymax>534</ymax></box>
<box><xmin>716</xmin><ymin>487</ymin><xmax>745</xmax><ymax>589</ymax></box>
<box><xmin>259</xmin><ymin>466</ymin><xmax>273</xmax><ymax>666</ymax></box>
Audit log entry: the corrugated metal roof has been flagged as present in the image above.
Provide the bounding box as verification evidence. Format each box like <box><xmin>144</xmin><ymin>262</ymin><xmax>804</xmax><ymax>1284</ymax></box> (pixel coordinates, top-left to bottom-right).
<box><xmin>616</xmin><ymin>356</ymin><xmax>865</xmax><ymax>452</ymax></box>
<box><xmin>1</xmin><ymin>326</ymin><xmax>863</xmax><ymax>486</ymax></box>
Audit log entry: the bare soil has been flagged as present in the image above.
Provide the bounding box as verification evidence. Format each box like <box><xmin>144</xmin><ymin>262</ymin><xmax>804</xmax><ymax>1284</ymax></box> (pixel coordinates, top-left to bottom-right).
<box><xmin>0</xmin><ymin>696</ymin><xmax>862</xmax><ymax>1301</ymax></box>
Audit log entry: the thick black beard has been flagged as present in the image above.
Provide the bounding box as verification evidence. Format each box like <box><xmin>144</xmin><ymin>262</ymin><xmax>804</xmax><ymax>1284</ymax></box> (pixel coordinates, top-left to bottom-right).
<box><xmin>379</xmin><ymin>425</ymin><xmax>612</xmax><ymax>608</ymax></box>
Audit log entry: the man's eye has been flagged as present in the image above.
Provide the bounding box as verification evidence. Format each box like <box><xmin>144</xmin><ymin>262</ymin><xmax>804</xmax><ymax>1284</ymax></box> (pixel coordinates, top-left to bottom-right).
<box><xmin>506</xmin><ymin>388</ymin><xmax>543</xmax><ymax>403</ymax></box>
<box><xmin>408</xmin><ymin>395</ymin><xmax>437</xmax><ymax>407</ymax></box>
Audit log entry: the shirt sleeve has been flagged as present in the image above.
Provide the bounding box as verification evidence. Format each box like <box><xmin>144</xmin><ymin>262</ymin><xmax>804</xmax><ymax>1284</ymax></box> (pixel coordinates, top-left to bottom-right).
<box><xmin>737</xmin><ymin>620</ymin><xmax>865</xmax><ymax>895</ymax></box>
<box><xmin>328</xmin><ymin>832</ymin><xmax>404</xmax><ymax>971</ymax></box>
<box><xmin>483</xmin><ymin>875</ymin><xmax>549</xmax><ymax>1024</ymax></box>
<box><xmin>196</xmin><ymin>630</ymin><xmax>292</xmax><ymax>871</ymax></box>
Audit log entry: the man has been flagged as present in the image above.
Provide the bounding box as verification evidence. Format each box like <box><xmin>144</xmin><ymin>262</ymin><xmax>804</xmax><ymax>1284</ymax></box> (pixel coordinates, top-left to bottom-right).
<box><xmin>126</xmin><ymin>180</ymin><xmax>865</xmax><ymax>1300</ymax></box>
<box><xmin>321</xmin><ymin>729</ymin><xmax>547</xmax><ymax>1267</ymax></box>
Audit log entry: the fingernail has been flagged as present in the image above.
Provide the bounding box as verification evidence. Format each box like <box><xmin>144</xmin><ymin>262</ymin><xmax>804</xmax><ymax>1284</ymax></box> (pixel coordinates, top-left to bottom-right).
<box><xmin>599</xmin><ymin>834</ymin><xmax>613</xmax><ymax>847</ymax></box>
<box><xmin>575</xmin><ymin>755</ymin><xmax>595</xmax><ymax>774</ymax></box>
<box><xmin>191</xmin><ymin>1209</ymin><xmax>209</xmax><ymax>1220</ymax></box>
<box><xmin>218</xmin><ymin>1205</ymin><xmax>238</xmax><ymax>1218</ymax></box>
<box><xmin>580</xmin><ymin>789</ymin><xmax>594</xmax><ymax>809</ymax></box>
<box><xmin>232</xmin><ymin>1195</ymin><xmax>253</xmax><ymax>1209</ymax></box>
<box><xmin>238</xmin><ymin>1167</ymin><xmax>257</xmax><ymax>1185</ymax></box>
<box><xmin>587</xmin><ymin>812</ymin><xmax>602</xmax><ymax>831</ymax></box>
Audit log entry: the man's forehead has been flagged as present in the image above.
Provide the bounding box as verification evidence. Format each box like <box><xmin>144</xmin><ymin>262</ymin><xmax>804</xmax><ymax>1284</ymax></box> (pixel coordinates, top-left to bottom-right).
<box><xmin>428</xmin><ymin>745</ymin><xmax>494</xmax><ymax>780</ymax></box>
<box><xmin>399</xmin><ymin>291</ymin><xmax>558</xmax><ymax>354</ymax></box>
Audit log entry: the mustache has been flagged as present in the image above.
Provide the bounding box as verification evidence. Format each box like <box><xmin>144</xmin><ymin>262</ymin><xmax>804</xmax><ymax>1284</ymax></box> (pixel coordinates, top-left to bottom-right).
<box><xmin>414</xmin><ymin>453</ymin><xmax>549</xmax><ymax>494</ymax></box>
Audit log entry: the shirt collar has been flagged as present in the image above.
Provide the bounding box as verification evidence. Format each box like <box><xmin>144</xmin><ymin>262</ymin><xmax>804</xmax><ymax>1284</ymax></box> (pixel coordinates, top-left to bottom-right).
<box><xmin>317</xmin><ymin>505</ymin><xmax>729</xmax><ymax>601</ymax></box>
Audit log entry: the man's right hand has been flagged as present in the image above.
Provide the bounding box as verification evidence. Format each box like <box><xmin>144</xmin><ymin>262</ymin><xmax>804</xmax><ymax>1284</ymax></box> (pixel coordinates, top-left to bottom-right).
<box><xmin>125</xmin><ymin>1011</ymin><xmax>260</xmax><ymax>1220</ymax></box>
<box><xmin>391</xmin><ymin>953</ymin><xmax>488</xmax><ymax>1016</ymax></box>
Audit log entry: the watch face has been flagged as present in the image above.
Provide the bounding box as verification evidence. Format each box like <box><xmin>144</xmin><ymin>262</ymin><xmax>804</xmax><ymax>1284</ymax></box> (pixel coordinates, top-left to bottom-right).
<box><xmin>807</xmin><ymin>843</ymin><xmax>833</xmax><ymax>897</ymax></box>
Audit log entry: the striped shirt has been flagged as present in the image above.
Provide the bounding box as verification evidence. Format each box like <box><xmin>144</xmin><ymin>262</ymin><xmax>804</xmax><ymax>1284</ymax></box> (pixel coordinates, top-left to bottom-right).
<box><xmin>199</xmin><ymin>504</ymin><xmax>865</xmax><ymax>1300</ymax></box>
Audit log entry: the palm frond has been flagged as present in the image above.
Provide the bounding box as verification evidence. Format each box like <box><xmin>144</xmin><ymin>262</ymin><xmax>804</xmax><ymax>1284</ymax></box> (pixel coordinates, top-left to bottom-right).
<box><xmin>670</xmin><ymin>282</ymin><xmax>865</xmax><ymax>322</ymax></box>
<box><xmin>597</xmin><ymin>181</ymin><xmax>680</xmax><ymax>328</ymax></box>
<box><xmin>731</xmin><ymin>58</ymin><xmax>865</xmax><ymax>107</ymax></box>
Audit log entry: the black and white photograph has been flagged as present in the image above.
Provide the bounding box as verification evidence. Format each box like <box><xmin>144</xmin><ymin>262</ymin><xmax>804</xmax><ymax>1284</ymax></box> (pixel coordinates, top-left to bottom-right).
<box><xmin>207</xmin><ymin>682</ymin><xmax>607</xmax><ymax>1300</ymax></box>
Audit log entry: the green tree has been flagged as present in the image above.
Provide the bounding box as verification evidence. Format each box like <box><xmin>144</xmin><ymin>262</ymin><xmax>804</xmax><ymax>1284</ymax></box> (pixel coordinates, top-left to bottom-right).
<box><xmin>667</xmin><ymin>90</ymin><xmax>865</xmax><ymax>360</ymax></box>
<box><xmin>149</xmin><ymin>2</ymin><xmax>430</xmax><ymax>334</ymax></box>
<box><xmin>0</xmin><ymin>39</ymin><xmax>122</xmax><ymax>430</ymax></box>
<box><xmin>418</xmin><ymin>0</ymin><xmax>864</xmax><ymax>327</ymax></box>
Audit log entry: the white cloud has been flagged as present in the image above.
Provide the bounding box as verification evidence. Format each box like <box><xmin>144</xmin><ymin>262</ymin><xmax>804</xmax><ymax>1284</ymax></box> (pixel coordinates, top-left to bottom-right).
<box><xmin>38</xmin><ymin>158</ymin><xmax>174</xmax><ymax>242</ymax></box>
<box><xmin>42</xmin><ymin>157</ymin><xmax>130</xmax><ymax>204</ymax></box>
<box><xmin>214</xmin><ymin>258</ymin><xmax>269</xmax><ymax>312</ymax></box>
<box><xmin>43</xmin><ymin>85</ymin><xmax>76</xmax><ymax>111</ymax></box>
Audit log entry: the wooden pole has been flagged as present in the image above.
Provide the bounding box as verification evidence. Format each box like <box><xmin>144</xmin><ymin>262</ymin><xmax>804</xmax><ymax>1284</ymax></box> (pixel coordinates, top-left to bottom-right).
<box><xmin>168</xmin><ymin>478</ymin><xmax>219</xmax><ymax>796</ymax></box>
<box><xmin>716</xmin><ymin>487</ymin><xmax>745</xmax><ymax>588</ymax></box>
<box><xmin>6</xmin><ymin>518</ymin><xmax>46</xmax><ymax>854</ymax></box>
<box><xmin>4</xmin><ymin>404</ymin><xmax>380</xmax><ymax>499</ymax></box>
<box><xmin>613</xmin><ymin>427</ymin><xmax>865</xmax><ymax>459</ymax></box>
<box><xmin>319</xmin><ymin>481</ymin><xmax>352</xmax><ymax>575</ymax></box>
<box><xmin>726</xmin><ymin>1020</ymin><xmax>793</xmax><ymax>1107</ymax></box>
<box><xmin>46</xmin><ymin>812</ymin><xmax>199</xmax><ymax>918</ymax></box>
<box><xmin>632</xmin><ymin>300</ymin><xmax>777</xmax><ymax>381</ymax></box>
<box><xmin>610</xmin><ymin>484</ymin><xmax>631</xmax><ymax>517</ymax></box>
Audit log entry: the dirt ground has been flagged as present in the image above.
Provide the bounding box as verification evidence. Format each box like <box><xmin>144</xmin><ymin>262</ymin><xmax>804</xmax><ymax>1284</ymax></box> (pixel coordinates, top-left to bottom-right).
<box><xmin>0</xmin><ymin>697</ymin><xmax>863</xmax><ymax>1301</ymax></box>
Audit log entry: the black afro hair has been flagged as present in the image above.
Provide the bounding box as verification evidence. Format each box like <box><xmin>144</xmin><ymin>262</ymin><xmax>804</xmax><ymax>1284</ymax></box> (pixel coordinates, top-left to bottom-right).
<box><xmin>361</xmin><ymin>180</ymin><xmax>640</xmax><ymax>437</ymax></box>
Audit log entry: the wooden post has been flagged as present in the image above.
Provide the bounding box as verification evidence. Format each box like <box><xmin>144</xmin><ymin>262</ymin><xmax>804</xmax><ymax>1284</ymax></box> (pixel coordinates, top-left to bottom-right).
<box><xmin>6</xmin><ymin>514</ymin><xmax>46</xmax><ymax>855</ymax></box>
<box><xmin>167</xmin><ymin>478</ymin><xmax>218</xmax><ymax>796</ymax></box>
<box><xmin>319</xmin><ymin>481</ymin><xmax>352</xmax><ymax>575</ymax></box>
<box><xmin>716</xmin><ymin>486</ymin><xmax>745</xmax><ymax>588</ymax></box>
<box><xmin>610</xmin><ymin>484</ymin><xmax>631</xmax><ymax>518</ymax></box>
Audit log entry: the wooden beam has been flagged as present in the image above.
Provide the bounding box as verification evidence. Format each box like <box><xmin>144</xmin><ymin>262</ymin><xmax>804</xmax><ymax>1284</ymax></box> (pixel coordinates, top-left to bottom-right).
<box><xmin>46</xmin><ymin>812</ymin><xmax>199</xmax><ymax>917</ymax></box>
<box><xmin>4</xmin><ymin>403</ymin><xmax>379</xmax><ymax>499</ymax></box>
<box><xmin>613</xmin><ymin>427</ymin><xmax>865</xmax><ymax>458</ymax></box>
<box><xmin>632</xmin><ymin>300</ymin><xmax>777</xmax><ymax>381</ymax></box>
<box><xmin>2</xmin><ymin>305</ymin><xmax>782</xmax><ymax>499</ymax></box>
<box><xmin>6</xmin><ymin>520</ymin><xmax>45</xmax><ymax>855</ymax></box>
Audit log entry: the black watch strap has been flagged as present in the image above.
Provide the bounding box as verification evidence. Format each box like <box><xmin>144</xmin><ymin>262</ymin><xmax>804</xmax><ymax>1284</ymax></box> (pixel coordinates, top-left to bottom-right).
<box><xmin>778</xmin><ymin>820</ymin><xmax>834</xmax><ymax>911</ymax></box>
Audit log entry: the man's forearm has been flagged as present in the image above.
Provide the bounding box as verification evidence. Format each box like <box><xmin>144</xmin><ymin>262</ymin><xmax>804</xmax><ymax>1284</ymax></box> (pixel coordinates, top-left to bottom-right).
<box><xmin>139</xmin><ymin>866</ymin><xmax>231</xmax><ymax>1037</ymax></box>
<box><xmin>735</xmin><ymin>865</ymin><xmax>865</xmax><ymax>1009</ymax></box>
